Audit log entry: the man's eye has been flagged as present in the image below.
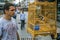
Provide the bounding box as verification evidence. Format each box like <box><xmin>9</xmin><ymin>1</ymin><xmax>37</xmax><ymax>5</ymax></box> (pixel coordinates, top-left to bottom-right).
<box><xmin>10</xmin><ymin>9</ymin><xmax>15</xmax><ymax>11</ymax></box>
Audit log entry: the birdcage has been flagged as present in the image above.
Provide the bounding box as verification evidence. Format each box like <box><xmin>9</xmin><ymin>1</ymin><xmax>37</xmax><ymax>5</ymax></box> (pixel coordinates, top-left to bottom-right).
<box><xmin>27</xmin><ymin>0</ymin><xmax>57</xmax><ymax>39</ymax></box>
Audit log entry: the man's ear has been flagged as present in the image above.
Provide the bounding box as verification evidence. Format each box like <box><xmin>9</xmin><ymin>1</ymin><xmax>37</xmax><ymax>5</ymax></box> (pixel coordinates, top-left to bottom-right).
<box><xmin>5</xmin><ymin>10</ymin><xmax>9</xmax><ymax>14</ymax></box>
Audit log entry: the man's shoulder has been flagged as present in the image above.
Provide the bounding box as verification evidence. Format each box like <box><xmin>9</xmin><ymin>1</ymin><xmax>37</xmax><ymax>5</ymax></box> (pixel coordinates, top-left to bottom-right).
<box><xmin>0</xmin><ymin>17</ymin><xmax>3</xmax><ymax>24</ymax></box>
<box><xmin>0</xmin><ymin>17</ymin><xmax>3</xmax><ymax>22</ymax></box>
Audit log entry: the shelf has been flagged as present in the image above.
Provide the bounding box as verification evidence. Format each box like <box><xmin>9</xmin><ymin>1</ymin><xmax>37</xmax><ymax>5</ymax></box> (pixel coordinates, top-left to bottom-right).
<box><xmin>27</xmin><ymin>24</ymin><xmax>51</xmax><ymax>34</ymax></box>
<box><xmin>28</xmin><ymin>21</ymin><xmax>35</xmax><ymax>26</ymax></box>
<box><xmin>42</xmin><ymin>9</ymin><xmax>56</xmax><ymax>10</ymax></box>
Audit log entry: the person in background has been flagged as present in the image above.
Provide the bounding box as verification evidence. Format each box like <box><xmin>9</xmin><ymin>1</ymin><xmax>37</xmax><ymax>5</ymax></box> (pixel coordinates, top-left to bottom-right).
<box><xmin>13</xmin><ymin>6</ymin><xmax>20</xmax><ymax>19</ymax></box>
<box><xmin>16</xmin><ymin>6</ymin><xmax>20</xmax><ymax>14</ymax></box>
<box><xmin>20</xmin><ymin>10</ymin><xmax>26</xmax><ymax>30</ymax></box>
<box><xmin>0</xmin><ymin>3</ymin><xmax>20</xmax><ymax>40</ymax></box>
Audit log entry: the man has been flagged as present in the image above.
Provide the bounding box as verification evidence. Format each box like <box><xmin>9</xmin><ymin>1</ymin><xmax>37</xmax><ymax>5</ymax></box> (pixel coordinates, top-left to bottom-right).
<box><xmin>20</xmin><ymin>10</ymin><xmax>25</xmax><ymax>30</ymax></box>
<box><xmin>0</xmin><ymin>3</ymin><xmax>20</xmax><ymax>40</ymax></box>
<box><xmin>16</xmin><ymin>7</ymin><xmax>20</xmax><ymax>14</ymax></box>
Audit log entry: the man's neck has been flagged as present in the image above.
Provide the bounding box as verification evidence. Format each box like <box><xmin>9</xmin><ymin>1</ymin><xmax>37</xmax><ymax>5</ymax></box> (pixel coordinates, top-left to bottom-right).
<box><xmin>4</xmin><ymin>14</ymin><xmax>11</xmax><ymax>20</ymax></box>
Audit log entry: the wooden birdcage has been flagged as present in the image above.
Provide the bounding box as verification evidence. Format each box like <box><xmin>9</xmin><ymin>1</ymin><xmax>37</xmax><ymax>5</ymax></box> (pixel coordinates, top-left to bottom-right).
<box><xmin>27</xmin><ymin>0</ymin><xmax>57</xmax><ymax>39</ymax></box>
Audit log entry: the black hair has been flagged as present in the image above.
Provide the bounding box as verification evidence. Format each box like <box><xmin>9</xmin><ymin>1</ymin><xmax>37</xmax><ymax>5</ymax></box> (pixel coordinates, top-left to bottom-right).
<box><xmin>3</xmin><ymin>3</ymin><xmax>15</xmax><ymax>14</ymax></box>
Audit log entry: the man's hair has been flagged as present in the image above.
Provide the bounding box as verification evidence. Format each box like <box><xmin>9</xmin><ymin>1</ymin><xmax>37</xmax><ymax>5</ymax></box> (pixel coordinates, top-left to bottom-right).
<box><xmin>3</xmin><ymin>3</ymin><xmax>15</xmax><ymax>14</ymax></box>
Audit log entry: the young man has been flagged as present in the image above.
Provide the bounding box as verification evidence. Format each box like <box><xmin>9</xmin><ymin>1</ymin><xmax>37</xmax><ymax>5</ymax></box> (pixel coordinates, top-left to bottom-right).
<box><xmin>0</xmin><ymin>3</ymin><xmax>20</xmax><ymax>40</ymax></box>
<box><xmin>20</xmin><ymin>10</ymin><xmax>25</xmax><ymax>30</ymax></box>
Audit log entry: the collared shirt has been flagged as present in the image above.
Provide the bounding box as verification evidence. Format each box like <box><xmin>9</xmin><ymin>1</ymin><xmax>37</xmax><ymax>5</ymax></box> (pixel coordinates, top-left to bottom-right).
<box><xmin>20</xmin><ymin>13</ymin><xmax>25</xmax><ymax>20</ymax></box>
<box><xmin>0</xmin><ymin>17</ymin><xmax>18</xmax><ymax>40</ymax></box>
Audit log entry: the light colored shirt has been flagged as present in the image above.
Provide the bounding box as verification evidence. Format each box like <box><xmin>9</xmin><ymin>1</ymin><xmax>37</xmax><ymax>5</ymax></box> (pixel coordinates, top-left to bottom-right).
<box><xmin>20</xmin><ymin>13</ymin><xmax>25</xmax><ymax>20</ymax></box>
<box><xmin>16</xmin><ymin>9</ymin><xmax>20</xmax><ymax>13</ymax></box>
<box><xmin>16</xmin><ymin>9</ymin><xmax>20</xmax><ymax>14</ymax></box>
<box><xmin>0</xmin><ymin>17</ymin><xmax>18</xmax><ymax>40</ymax></box>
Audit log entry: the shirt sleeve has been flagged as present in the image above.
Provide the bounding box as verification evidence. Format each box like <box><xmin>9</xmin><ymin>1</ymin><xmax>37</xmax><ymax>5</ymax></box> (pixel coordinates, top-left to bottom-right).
<box><xmin>0</xmin><ymin>23</ymin><xmax>2</xmax><ymax>36</ymax></box>
<box><xmin>20</xmin><ymin>14</ymin><xmax>22</xmax><ymax>20</ymax></box>
<box><xmin>24</xmin><ymin>14</ymin><xmax>26</xmax><ymax>20</ymax></box>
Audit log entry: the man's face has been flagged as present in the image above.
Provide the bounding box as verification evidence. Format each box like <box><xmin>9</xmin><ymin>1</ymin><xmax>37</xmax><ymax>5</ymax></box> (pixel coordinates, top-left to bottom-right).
<box><xmin>6</xmin><ymin>6</ymin><xmax>15</xmax><ymax>17</ymax></box>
